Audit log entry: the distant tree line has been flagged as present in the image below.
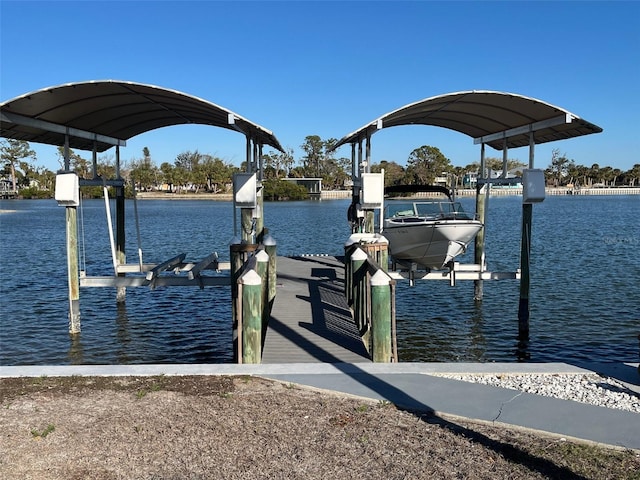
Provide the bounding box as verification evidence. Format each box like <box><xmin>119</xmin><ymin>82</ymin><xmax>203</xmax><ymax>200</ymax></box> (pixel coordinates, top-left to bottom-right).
<box><xmin>2</xmin><ymin>137</ymin><xmax>639</xmax><ymax>200</ymax></box>
<box><xmin>544</xmin><ymin>148</ymin><xmax>640</xmax><ymax>187</ymax></box>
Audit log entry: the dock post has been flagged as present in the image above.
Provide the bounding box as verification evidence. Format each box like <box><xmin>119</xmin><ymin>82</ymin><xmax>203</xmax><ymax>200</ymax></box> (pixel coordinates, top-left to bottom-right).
<box><xmin>230</xmin><ymin>240</ymin><xmax>243</xmax><ymax>363</ymax></box>
<box><xmin>115</xmin><ymin>183</ymin><xmax>126</xmax><ymax>303</ymax></box>
<box><xmin>351</xmin><ymin>248</ymin><xmax>370</xmax><ymax>350</ymax></box>
<box><xmin>473</xmin><ymin>184</ymin><xmax>488</xmax><ymax>301</ymax></box>
<box><xmin>365</xmin><ymin>211</ymin><xmax>375</xmax><ymax>233</ymax></box>
<box><xmin>241</xmin><ymin>269</ymin><xmax>262</xmax><ymax>364</ymax></box>
<box><xmin>114</xmin><ymin>146</ymin><xmax>126</xmax><ymax>303</ymax></box>
<box><xmin>241</xmin><ymin>208</ymin><xmax>254</xmax><ymax>243</ymax></box>
<box><xmin>518</xmin><ymin>136</ymin><xmax>541</xmax><ymax>341</ymax></box>
<box><xmin>255</xmin><ymin>249</ymin><xmax>270</xmax><ymax>344</ymax></box>
<box><xmin>474</xmin><ymin>144</ymin><xmax>488</xmax><ymax>301</ymax></box>
<box><xmin>377</xmin><ymin>237</ymin><xmax>389</xmax><ymax>272</ymax></box>
<box><xmin>474</xmin><ymin>189</ymin><xmax>489</xmax><ymax>301</ymax></box>
<box><xmin>255</xmin><ymin>182</ymin><xmax>264</xmax><ymax>243</ymax></box>
<box><xmin>65</xmin><ymin>206</ymin><xmax>81</xmax><ymax>334</ymax></box>
<box><xmin>370</xmin><ymin>270</ymin><xmax>391</xmax><ymax>362</ymax></box>
<box><xmin>518</xmin><ymin>202</ymin><xmax>533</xmax><ymax>339</ymax></box>
<box><xmin>263</xmin><ymin>234</ymin><xmax>277</xmax><ymax>307</ymax></box>
<box><xmin>343</xmin><ymin>241</ymin><xmax>355</xmax><ymax>303</ymax></box>
<box><xmin>55</xmin><ymin>170</ymin><xmax>81</xmax><ymax>334</ymax></box>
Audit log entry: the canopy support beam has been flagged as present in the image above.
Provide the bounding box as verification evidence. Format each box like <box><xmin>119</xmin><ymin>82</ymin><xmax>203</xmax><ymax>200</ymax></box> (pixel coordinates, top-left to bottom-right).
<box><xmin>0</xmin><ymin>110</ymin><xmax>126</xmax><ymax>148</ymax></box>
<box><xmin>473</xmin><ymin>114</ymin><xmax>572</xmax><ymax>146</ymax></box>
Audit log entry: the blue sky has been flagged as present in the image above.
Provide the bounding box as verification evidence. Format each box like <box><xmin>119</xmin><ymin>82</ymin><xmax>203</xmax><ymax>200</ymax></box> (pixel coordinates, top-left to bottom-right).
<box><xmin>1</xmin><ymin>0</ymin><xmax>639</xmax><ymax>172</ymax></box>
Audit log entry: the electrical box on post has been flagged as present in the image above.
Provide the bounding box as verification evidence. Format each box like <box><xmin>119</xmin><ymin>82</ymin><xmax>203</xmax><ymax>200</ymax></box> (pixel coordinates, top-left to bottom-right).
<box><xmin>360</xmin><ymin>172</ymin><xmax>384</xmax><ymax>209</ymax></box>
<box><xmin>54</xmin><ymin>172</ymin><xmax>80</xmax><ymax>207</ymax></box>
<box><xmin>522</xmin><ymin>169</ymin><xmax>546</xmax><ymax>203</ymax></box>
<box><xmin>233</xmin><ymin>173</ymin><xmax>257</xmax><ymax>208</ymax></box>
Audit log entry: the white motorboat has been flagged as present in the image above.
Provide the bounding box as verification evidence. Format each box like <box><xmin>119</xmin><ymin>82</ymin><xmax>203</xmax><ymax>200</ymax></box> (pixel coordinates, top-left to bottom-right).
<box><xmin>381</xmin><ymin>185</ymin><xmax>483</xmax><ymax>270</ymax></box>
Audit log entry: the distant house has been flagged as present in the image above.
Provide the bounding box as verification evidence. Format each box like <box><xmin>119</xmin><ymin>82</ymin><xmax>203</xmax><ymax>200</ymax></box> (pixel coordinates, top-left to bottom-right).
<box><xmin>283</xmin><ymin>177</ymin><xmax>322</xmax><ymax>195</ymax></box>
<box><xmin>462</xmin><ymin>172</ymin><xmax>478</xmax><ymax>188</ymax></box>
<box><xmin>0</xmin><ymin>178</ymin><xmax>18</xmax><ymax>198</ymax></box>
<box><xmin>463</xmin><ymin>170</ymin><xmax>522</xmax><ymax>189</ymax></box>
<box><xmin>490</xmin><ymin>168</ymin><xmax>523</xmax><ymax>188</ymax></box>
<box><xmin>434</xmin><ymin>173</ymin><xmax>450</xmax><ymax>187</ymax></box>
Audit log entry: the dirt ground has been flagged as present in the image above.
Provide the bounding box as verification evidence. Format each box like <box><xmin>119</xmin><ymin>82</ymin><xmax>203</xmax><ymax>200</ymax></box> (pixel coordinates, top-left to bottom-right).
<box><xmin>1</xmin><ymin>375</ymin><xmax>638</xmax><ymax>480</ymax></box>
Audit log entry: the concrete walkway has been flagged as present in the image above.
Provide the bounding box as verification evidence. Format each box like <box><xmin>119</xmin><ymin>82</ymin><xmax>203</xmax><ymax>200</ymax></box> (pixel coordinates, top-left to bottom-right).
<box><xmin>2</xmin><ymin>361</ymin><xmax>638</xmax><ymax>451</ymax></box>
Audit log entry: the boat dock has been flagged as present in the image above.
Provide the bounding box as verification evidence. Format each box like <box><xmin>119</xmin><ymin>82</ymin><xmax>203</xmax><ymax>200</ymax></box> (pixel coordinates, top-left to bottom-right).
<box><xmin>262</xmin><ymin>255</ymin><xmax>371</xmax><ymax>364</ymax></box>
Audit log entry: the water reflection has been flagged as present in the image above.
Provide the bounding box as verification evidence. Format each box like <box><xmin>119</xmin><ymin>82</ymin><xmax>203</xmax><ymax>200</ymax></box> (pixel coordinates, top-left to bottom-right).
<box><xmin>68</xmin><ymin>333</ymin><xmax>84</xmax><ymax>365</ymax></box>
<box><xmin>466</xmin><ymin>302</ymin><xmax>487</xmax><ymax>361</ymax></box>
<box><xmin>515</xmin><ymin>337</ymin><xmax>531</xmax><ymax>362</ymax></box>
<box><xmin>115</xmin><ymin>303</ymin><xmax>132</xmax><ymax>364</ymax></box>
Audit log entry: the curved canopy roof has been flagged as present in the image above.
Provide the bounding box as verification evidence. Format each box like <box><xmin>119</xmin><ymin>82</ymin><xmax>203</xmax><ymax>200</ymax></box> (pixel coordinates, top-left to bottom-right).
<box><xmin>332</xmin><ymin>90</ymin><xmax>602</xmax><ymax>151</ymax></box>
<box><xmin>0</xmin><ymin>80</ymin><xmax>284</xmax><ymax>153</ymax></box>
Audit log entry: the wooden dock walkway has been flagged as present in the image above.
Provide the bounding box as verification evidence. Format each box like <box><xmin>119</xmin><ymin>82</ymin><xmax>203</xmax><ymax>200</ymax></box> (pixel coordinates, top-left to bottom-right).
<box><xmin>262</xmin><ymin>255</ymin><xmax>371</xmax><ymax>363</ymax></box>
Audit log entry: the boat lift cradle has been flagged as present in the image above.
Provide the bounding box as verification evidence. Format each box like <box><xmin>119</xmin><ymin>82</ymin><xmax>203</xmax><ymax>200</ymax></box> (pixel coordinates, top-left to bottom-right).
<box><xmin>77</xmin><ymin>183</ymin><xmax>231</xmax><ymax>290</ymax></box>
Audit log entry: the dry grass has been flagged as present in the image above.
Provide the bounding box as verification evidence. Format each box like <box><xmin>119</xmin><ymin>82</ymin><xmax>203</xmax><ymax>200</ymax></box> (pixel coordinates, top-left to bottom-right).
<box><xmin>1</xmin><ymin>375</ymin><xmax>638</xmax><ymax>480</ymax></box>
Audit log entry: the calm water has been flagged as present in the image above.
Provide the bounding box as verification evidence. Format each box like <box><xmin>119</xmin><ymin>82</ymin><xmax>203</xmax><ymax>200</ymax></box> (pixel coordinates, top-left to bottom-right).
<box><xmin>1</xmin><ymin>195</ymin><xmax>638</xmax><ymax>365</ymax></box>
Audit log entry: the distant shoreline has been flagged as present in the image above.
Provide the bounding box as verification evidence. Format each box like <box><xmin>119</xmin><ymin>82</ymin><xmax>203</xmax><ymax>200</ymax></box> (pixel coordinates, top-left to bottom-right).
<box><xmin>135</xmin><ymin>192</ymin><xmax>233</xmax><ymax>201</ymax></box>
<box><xmin>2</xmin><ymin>187</ymin><xmax>638</xmax><ymax>203</ymax></box>
<box><xmin>455</xmin><ymin>186</ymin><xmax>640</xmax><ymax>197</ymax></box>
<box><xmin>131</xmin><ymin>187</ymin><xmax>640</xmax><ymax>201</ymax></box>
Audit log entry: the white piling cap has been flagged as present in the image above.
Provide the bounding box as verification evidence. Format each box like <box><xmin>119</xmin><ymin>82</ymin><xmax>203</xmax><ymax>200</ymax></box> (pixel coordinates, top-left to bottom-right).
<box><xmin>241</xmin><ymin>269</ymin><xmax>262</xmax><ymax>285</ymax></box>
<box><xmin>350</xmin><ymin>248</ymin><xmax>368</xmax><ymax>261</ymax></box>
<box><xmin>229</xmin><ymin>236</ymin><xmax>242</xmax><ymax>246</ymax></box>
<box><xmin>370</xmin><ymin>269</ymin><xmax>391</xmax><ymax>286</ymax></box>
<box><xmin>256</xmin><ymin>250</ymin><xmax>269</xmax><ymax>262</ymax></box>
<box><xmin>263</xmin><ymin>234</ymin><xmax>277</xmax><ymax>246</ymax></box>
<box><xmin>344</xmin><ymin>233</ymin><xmax>388</xmax><ymax>247</ymax></box>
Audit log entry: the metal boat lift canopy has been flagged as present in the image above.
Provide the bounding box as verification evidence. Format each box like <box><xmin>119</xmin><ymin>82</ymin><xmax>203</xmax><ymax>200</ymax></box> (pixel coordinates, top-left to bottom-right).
<box><xmin>0</xmin><ymin>80</ymin><xmax>284</xmax><ymax>152</ymax></box>
<box><xmin>331</xmin><ymin>90</ymin><xmax>602</xmax><ymax>151</ymax></box>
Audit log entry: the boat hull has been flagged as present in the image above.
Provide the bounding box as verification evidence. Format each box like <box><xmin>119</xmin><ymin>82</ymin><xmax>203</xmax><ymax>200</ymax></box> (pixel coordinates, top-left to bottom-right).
<box><xmin>382</xmin><ymin>220</ymin><xmax>483</xmax><ymax>270</ymax></box>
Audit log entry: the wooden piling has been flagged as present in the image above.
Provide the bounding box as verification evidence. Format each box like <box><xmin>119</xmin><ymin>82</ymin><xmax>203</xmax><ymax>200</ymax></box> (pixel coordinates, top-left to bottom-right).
<box><xmin>474</xmin><ymin>183</ymin><xmax>488</xmax><ymax>301</ymax></box>
<box><xmin>350</xmin><ymin>247</ymin><xmax>369</xmax><ymax>348</ymax></box>
<box><xmin>115</xmin><ymin>184</ymin><xmax>126</xmax><ymax>303</ymax></box>
<box><xmin>263</xmin><ymin>234</ymin><xmax>277</xmax><ymax>305</ymax></box>
<box><xmin>255</xmin><ymin>249</ymin><xmax>270</xmax><ymax>343</ymax></box>
<box><xmin>65</xmin><ymin>206</ymin><xmax>81</xmax><ymax>334</ymax></box>
<box><xmin>518</xmin><ymin>203</ymin><xmax>533</xmax><ymax>339</ymax></box>
<box><xmin>474</xmin><ymin>144</ymin><xmax>487</xmax><ymax>301</ymax></box>
<box><xmin>230</xmin><ymin>242</ymin><xmax>260</xmax><ymax>362</ymax></box>
<box><xmin>344</xmin><ymin>242</ymin><xmax>355</xmax><ymax>303</ymax></box>
<box><xmin>241</xmin><ymin>269</ymin><xmax>262</xmax><ymax>364</ymax></box>
<box><xmin>370</xmin><ymin>270</ymin><xmax>391</xmax><ymax>362</ymax></box>
<box><xmin>365</xmin><ymin>210</ymin><xmax>375</xmax><ymax>233</ymax></box>
<box><xmin>230</xmin><ymin>242</ymin><xmax>244</xmax><ymax>363</ymax></box>
<box><xmin>256</xmin><ymin>186</ymin><xmax>264</xmax><ymax>243</ymax></box>
<box><xmin>519</xmin><ymin>133</ymin><xmax>536</xmax><ymax>340</ymax></box>
<box><xmin>241</xmin><ymin>208</ymin><xmax>254</xmax><ymax>243</ymax></box>
<box><xmin>378</xmin><ymin>239</ymin><xmax>389</xmax><ymax>272</ymax></box>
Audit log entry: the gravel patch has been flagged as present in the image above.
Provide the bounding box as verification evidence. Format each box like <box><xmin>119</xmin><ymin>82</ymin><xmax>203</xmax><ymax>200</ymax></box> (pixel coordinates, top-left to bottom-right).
<box><xmin>432</xmin><ymin>373</ymin><xmax>640</xmax><ymax>413</ymax></box>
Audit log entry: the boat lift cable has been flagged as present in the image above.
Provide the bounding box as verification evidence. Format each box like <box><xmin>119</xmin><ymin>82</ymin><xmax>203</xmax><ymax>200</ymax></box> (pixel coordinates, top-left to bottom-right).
<box><xmin>103</xmin><ymin>185</ymin><xmax>118</xmax><ymax>274</ymax></box>
<box><xmin>132</xmin><ymin>186</ymin><xmax>144</xmax><ymax>270</ymax></box>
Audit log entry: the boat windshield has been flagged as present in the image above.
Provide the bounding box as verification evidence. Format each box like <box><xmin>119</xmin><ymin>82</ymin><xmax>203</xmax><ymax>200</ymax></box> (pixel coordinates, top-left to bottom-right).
<box><xmin>385</xmin><ymin>201</ymin><xmax>475</xmax><ymax>220</ymax></box>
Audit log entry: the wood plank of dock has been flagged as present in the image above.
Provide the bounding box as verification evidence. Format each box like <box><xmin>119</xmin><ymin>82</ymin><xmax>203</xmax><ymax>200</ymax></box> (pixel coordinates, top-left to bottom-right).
<box><xmin>262</xmin><ymin>255</ymin><xmax>371</xmax><ymax>363</ymax></box>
